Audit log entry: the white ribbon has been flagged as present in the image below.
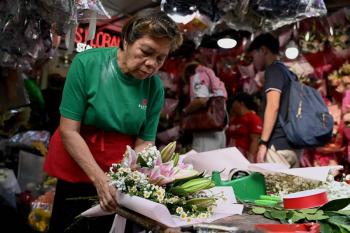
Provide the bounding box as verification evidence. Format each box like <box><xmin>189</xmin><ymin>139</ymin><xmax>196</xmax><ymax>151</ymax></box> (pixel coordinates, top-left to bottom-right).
<box><xmin>109</xmin><ymin>214</ymin><xmax>126</xmax><ymax>233</ymax></box>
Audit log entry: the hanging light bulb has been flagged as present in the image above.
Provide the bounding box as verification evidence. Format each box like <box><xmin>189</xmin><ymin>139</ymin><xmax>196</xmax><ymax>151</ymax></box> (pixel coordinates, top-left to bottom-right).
<box><xmin>329</xmin><ymin>26</ymin><xmax>334</xmax><ymax>36</ymax></box>
<box><xmin>217</xmin><ymin>38</ymin><xmax>237</xmax><ymax>49</ymax></box>
<box><xmin>285</xmin><ymin>40</ymin><xmax>299</xmax><ymax>59</ymax></box>
<box><xmin>167</xmin><ymin>12</ymin><xmax>195</xmax><ymax>24</ymax></box>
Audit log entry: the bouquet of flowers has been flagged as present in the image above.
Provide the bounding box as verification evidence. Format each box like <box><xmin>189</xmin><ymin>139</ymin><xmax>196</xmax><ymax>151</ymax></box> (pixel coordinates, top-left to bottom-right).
<box><xmin>299</xmin><ymin>24</ymin><xmax>326</xmax><ymax>54</ymax></box>
<box><xmin>105</xmin><ymin>142</ymin><xmax>224</xmax><ymax>221</ymax></box>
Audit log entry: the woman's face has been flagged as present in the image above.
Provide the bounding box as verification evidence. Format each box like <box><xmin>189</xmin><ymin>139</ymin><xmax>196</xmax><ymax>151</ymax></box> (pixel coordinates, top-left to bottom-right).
<box><xmin>123</xmin><ymin>35</ymin><xmax>172</xmax><ymax>80</ymax></box>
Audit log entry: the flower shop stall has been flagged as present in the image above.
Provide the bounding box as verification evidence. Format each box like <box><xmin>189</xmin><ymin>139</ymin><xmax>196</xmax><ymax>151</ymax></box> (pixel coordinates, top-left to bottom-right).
<box><xmin>73</xmin><ymin>144</ymin><xmax>350</xmax><ymax>232</ymax></box>
<box><xmin>2</xmin><ymin>0</ymin><xmax>350</xmax><ymax>233</ymax></box>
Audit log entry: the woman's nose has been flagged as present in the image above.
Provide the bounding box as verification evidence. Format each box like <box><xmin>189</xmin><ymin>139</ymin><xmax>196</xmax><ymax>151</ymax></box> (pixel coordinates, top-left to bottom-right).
<box><xmin>145</xmin><ymin>57</ymin><xmax>157</xmax><ymax>68</ymax></box>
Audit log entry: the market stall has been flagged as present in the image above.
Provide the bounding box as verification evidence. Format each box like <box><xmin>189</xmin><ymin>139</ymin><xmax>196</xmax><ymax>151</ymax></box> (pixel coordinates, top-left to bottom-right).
<box><xmin>1</xmin><ymin>0</ymin><xmax>350</xmax><ymax>233</ymax></box>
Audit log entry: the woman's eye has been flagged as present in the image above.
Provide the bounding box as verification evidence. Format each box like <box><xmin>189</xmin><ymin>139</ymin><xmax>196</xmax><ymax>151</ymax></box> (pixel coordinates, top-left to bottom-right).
<box><xmin>141</xmin><ymin>50</ymin><xmax>151</xmax><ymax>56</ymax></box>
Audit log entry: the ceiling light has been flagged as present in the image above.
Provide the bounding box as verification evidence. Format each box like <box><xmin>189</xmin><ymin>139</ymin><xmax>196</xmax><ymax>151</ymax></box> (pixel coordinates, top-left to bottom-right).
<box><xmin>167</xmin><ymin>12</ymin><xmax>195</xmax><ymax>24</ymax></box>
<box><xmin>189</xmin><ymin>6</ymin><xmax>196</xmax><ymax>11</ymax></box>
<box><xmin>217</xmin><ymin>38</ymin><xmax>237</xmax><ymax>49</ymax></box>
<box><xmin>285</xmin><ymin>40</ymin><xmax>299</xmax><ymax>60</ymax></box>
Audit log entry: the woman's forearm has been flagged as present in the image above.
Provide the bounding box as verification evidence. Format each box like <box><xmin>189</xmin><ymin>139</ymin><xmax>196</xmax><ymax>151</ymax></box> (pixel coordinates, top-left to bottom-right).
<box><xmin>59</xmin><ymin>122</ymin><xmax>106</xmax><ymax>185</ymax></box>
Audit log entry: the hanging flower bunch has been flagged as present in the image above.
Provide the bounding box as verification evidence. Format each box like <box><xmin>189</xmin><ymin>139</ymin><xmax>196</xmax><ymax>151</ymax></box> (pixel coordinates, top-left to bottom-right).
<box><xmin>328</xmin><ymin>61</ymin><xmax>350</xmax><ymax>91</ymax></box>
<box><xmin>328</xmin><ymin>26</ymin><xmax>350</xmax><ymax>51</ymax></box>
<box><xmin>108</xmin><ymin>142</ymin><xmax>222</xmax><ymax>221</ymax></box>
<box><xmin>299</xmin><ymin>25</ymin><xmax>326</xmax><ymax>54</ymax></box>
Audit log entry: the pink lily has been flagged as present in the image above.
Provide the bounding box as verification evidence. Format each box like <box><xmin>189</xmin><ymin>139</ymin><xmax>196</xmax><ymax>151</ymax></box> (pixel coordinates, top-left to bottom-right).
<box><xmin>122</xmin><ymin>146</ymin><xmax>138</xmax><ymax>170</ymax></box>
<box><xmin>140</xmin><ymin>161</ymin><xmax>179</xmax><ymax>186</ymax></box>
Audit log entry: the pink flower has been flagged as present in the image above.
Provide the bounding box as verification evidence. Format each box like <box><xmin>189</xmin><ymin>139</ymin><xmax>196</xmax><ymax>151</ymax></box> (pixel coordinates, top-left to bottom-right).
<box><xmin>140</xmin><ymin>161</ymin><xmax>179</xmax><ymax>186</ymax></box>
<box><xmin>123</xmin><ymin>146</ymin><xmax>138</xmax><ymax>170</ymax></box>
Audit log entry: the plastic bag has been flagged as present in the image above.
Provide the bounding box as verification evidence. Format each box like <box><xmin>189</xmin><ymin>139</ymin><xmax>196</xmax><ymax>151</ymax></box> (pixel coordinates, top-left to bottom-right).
<box><xmin>251</xmin><ymin>0</ymin><xmax>327</xmax><ymax>31</ymax></box>
<box><xmin>34</xmin><ymin>0</ymin><xmax>77</xmax><ymax>35</ymax></box>
<box><xmin>9</xmin><ymin>130</ymin><xmax>50</xmax><ymax>148</ymax></box>
<box><xmin>77</xmin><ymin>0</ymin><xmax>111</xmax><ymax>19</ymax></box>
<box><xmin>28</xmin><ymin>190</ymin><xmax>55</xmax><ymax>232</ymax></box>
<box><xmin>161</xmin><ymin>0</ymin><xmax>215</xmax><ymax>47</ymax></box>
<box><xmin>0</xmin><ymin>0</ymin><xmax>76</xmax><ymax>71</ymax></box>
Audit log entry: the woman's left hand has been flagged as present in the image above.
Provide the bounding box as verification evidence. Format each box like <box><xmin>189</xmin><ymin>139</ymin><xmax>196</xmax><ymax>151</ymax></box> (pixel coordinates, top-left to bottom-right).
<box><xmin>94</xmin><ymin>173</ymin><xmax>118</xmax><ymax>212</ymax></box>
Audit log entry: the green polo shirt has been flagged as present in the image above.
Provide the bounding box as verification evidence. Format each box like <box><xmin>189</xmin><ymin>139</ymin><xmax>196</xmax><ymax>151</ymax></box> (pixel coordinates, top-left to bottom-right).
<box><xmin>59</xmin><ymin>47</ymin><xmax>164</xmax><ymax>141</ymax></box>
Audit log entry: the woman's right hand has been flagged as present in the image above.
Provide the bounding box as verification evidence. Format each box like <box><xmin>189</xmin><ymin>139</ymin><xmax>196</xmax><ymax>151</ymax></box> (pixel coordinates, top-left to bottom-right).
<box><xmin>93</xmin><ymin>173</ymin><xmax>118</xmax><ymax>212</ymax></box>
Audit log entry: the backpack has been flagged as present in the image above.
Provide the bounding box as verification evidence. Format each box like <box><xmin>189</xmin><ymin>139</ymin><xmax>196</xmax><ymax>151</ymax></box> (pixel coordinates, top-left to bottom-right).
<box><xmin>275</xmin><ymin>62</ymin><xmax>334</xmax><ymax>147</ymax></box>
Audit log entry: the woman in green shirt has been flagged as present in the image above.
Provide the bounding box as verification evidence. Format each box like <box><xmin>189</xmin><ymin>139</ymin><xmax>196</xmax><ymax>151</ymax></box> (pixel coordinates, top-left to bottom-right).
<box><xmin>44</xmin><ymin>9</ymin><xmax>182</xmax><ymax>233</ymax></box>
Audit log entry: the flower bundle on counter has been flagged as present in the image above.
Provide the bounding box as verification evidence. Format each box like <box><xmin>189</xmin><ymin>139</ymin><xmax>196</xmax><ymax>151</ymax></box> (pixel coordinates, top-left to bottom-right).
<box><xmin>320</xmin><ymin>174</ymin><xmax>350</xmax><ymax>209</ymax></box>
<box><xmin>264</xmin><ymin>173</ymin><xmax>323</xmax><ymax>196</ymax></box>
<box><xmin>107</xmin><ymin>142</ymin><xmax>221</xmax><ymax>221</ymax></box>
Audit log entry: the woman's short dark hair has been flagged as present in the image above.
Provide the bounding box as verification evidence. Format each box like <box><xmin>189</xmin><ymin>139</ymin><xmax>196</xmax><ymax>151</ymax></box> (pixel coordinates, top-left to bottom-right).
<box><xmin>120</xmin><ymin>8</ymin><xmax>183</xmax><ymax>52</ymax></box>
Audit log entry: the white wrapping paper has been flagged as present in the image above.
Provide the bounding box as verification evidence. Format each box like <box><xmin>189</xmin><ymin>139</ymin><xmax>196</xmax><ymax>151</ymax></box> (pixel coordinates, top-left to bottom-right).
<box><xmin>183</xmin><ymin>147</ymin><xmax>343</xmax><ymax>182</ymax></box>
<box><xmin>81</xmin><ymin>187</ymin><xmax>243</xmax><ymax>232</ymax></box>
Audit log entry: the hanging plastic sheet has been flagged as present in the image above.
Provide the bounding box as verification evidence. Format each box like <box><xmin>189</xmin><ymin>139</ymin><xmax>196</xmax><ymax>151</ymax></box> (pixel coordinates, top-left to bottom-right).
<box><xmin>219</xmin><ymin>0</ymin><xmax>328</xmax><ymax>32</ymax></box>
<box><xmin>210</xmin><ymin>0</ymin><xmax>328</xmax><ymax>38</ymax></box>
<box><xmin>0</xmin><ymin>0</ymin><xmax>76</xmax><ymax>71</ymax></box>
<box><xmin>32</xmin><ymin>0</ymin><xmax>77</xmax><ymax>36</ymax></box>
<box><xmin>161</xmin><ymin>0</ymin><xmax>216</xmax><ymax>47</ymax></box>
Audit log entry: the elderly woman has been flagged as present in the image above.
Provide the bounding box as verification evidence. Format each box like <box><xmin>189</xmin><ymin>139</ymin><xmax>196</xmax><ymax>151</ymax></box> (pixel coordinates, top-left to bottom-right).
<box><xmin>44</xmin><ymin>9</ymin><xmax>182</xmax><ymax>233</ymax></box>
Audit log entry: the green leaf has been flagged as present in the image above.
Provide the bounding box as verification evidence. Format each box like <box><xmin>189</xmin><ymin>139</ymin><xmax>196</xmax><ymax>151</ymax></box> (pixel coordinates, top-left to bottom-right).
<box><xmin>315</xmin><ymin>210</ymin><xmax>325</xmax><ymax>216</ymax></box>
<box><xmin>319</xmin><ymin>198</ymin><xmax>350</xmax><ymax>211</ymax></box>
<box><xmin>319</xmin><ymin>221</ymin><xmax>334</xmax><ymax>233</ymax></box>
<box><xmin>338</xmin><ymin>226</ymin><xmax>349</xmax><ymax>233</ymax></box>
<box><xmin>290</xmin><ymin>211</ymin><xmax>306</xmax><ymax>223</ymax></box>
<box><xmin>299</xmin><ymin>208</ymin><xmax>318</xmax><ymax>214</ymax></box>
<box><xmin>264</xmin><ymin>211</ymin><xmax>273</xmax><ymax>220</ymax></box>
<box><xmin>286</xmin><ymin>211</ymin><xmax>294</xmax><ymax>219</ymax></box>
<box><xmin>324</xmin><ymin>211</ymin><xmax>341</xmax><ymax>217</ymax></box>
<box><xmin>305</xmin><ymin>213</ymin><xmax>329</xmax><ymax>221</ymax></box>
<box><xmin>252</xmin><ymin>207</ymin><xmax>266</xmax><ymax>215</ymax></box>
<box><xmin>270</xmin><ymin>210</ymin><xmax>287</xmax><ymax>221</ymax></box>
<box><xmin>336</xmin><ymin>210</ymin><xmax>350</xmax><ymax>216</ymax></box>
<box><xmin>328</xmin><ymin>216</ymin><xmax>350</xmax><ymax>231</ymax></box>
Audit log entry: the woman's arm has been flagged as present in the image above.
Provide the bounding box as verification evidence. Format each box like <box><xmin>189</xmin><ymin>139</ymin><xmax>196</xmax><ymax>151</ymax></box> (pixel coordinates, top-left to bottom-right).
<box><xmin>134</xmin><ymin>138</ymin><xmax>154</xmax><ymax>153</ymax></box>
<box><xmin>59</xmin><ymin>116</ymin><xmax>118</xmax><ymax>211</ymax></box>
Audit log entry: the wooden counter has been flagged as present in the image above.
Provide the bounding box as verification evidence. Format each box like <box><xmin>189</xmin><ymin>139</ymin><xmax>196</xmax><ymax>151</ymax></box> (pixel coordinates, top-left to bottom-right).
<box><xmin>114</xmin><ymin>204</ymin><xmax>278</xmax><ymax>232</ymax></box>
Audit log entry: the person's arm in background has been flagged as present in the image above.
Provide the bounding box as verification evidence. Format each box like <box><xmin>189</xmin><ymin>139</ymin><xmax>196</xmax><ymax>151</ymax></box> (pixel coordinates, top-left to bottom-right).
<box><xmin>248</xmin><ymin>133</ymin><xmax>260</xmax><ymax>162</ymax></box>
<box><xmin>59</xmin><ymin>117</ymin><xmax>118</xmax><ymax>211</ymax></box>
<box><xmin>256</xmin><ymin>90</ymin><xmax>281</xmax><ymax>162</ymax></box>
<box><xmin>183</xmin><ymin>69</ymin><xmax>211</xmax><ymax>114</ymax></box>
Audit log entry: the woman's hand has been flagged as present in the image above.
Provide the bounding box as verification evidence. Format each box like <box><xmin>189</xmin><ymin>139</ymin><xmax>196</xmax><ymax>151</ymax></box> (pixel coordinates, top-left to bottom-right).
<box><xmin>93</xmin><ymin>173</ymin><xmax>118</xmax><ymax>212</ymax></box>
